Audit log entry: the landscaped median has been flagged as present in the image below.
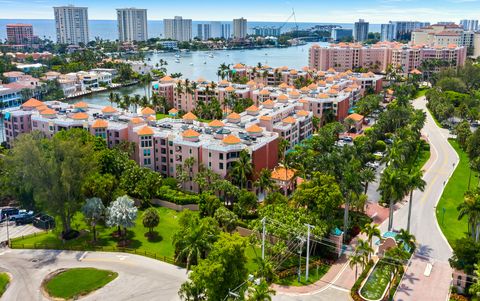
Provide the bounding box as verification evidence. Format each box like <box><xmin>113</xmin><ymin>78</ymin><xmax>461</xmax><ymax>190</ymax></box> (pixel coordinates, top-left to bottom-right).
<box><xmin>43</xmin><ymin>268</ymin><xmax>117</xmax><ymax>300</ymax></box>
<box><xmin>0</xmin><ymin>272</ymin><xmax>10</xmax><ymax>298</ymax></box>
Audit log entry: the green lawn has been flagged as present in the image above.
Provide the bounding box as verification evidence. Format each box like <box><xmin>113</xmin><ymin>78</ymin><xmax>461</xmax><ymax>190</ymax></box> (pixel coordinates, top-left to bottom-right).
<box><xmin>414</xmin><ymin>88</ymin><xmax>430</xmax><ymax>99</ymax></box>
<box><xmin>156</xmin><ymin>113</ymin><xmax>170</xmax><ymax>120</ymax></box>
<box><xmin>44</xmin><ymin>268</ymin><xmax>117</xmax><ymax>300</ymax></box>
<box><xmin>359</xmin><ymin>261</ymin><xmax>394</xmax><ymax>300</ymax></box>
<box><xmin>436</xmin><ymin>140</ymin><xmax>479</xmax><ymax>245</ymax></box>
<box><xmin>0</xmin><ymin>273</ymin><xmax>10</xmax><ymax>297</ymax></box>
<box><xmin>12</xmin><ymin>206</ymin><xmax>180</xmax><ymax>259</ymax></box>
<box><xmin>415</xmin><ymin>141</ymin><xmax>431</xmax><ymax>170</ymax></box>
<box><xmin>276</xmin><ymin>263</ymin><xmax>330</xmax><ymax>286</ymax></box>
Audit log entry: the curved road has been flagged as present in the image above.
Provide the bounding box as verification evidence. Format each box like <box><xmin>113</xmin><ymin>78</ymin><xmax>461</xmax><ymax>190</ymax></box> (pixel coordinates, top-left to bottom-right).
<box><xmin>380</xmin><ymin>96</ymin><xmax>457</xmax><ymax>261</ymax></box>
<box><xmin>0</xmin><ymin>249</ymin><xmax>187</xmax><ymax>301</ymax></box>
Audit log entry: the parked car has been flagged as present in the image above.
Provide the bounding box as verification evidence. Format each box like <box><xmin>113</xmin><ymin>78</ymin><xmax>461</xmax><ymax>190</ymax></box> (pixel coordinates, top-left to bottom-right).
<box><xmin>0</xmin><ymin>207</ymin><xmax>19</xmax><ymax>222</ymax></box>
<box><xmin>366</xmin><ymin>162</ymin><xmax>380</xmax><ymax>169</ymax></box>
<box><xmin>11</xmin><ymin>210</ymin><xmax>35</xmax><ymax>225</ymax></box>
<box><xmin>343</xmin><ymin>136</ymin><xmax>353</xmax><ymax>143</ymax></box>
<box><xmin>33</xmin><ymin>214</ymin><xmax>55</xmax><ymax>230</ymax></box>
<box><xmin>373</xmin><ymin>151</ymin><xmax>385</xmax><ymax>158</ymax></box>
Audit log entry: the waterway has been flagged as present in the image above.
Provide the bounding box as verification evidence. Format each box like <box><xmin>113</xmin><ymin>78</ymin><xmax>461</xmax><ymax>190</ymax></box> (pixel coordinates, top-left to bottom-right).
<box><xmin>0</xmin><ymin>42</ymin><xmax>326</xmax><ymax>142</ymax></box>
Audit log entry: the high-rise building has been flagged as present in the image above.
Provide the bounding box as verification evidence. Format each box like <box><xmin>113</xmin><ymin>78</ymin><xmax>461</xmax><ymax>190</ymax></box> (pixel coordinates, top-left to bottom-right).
<box><xmin>331</xmin><ymin>28</ymin><xmax>353</xmax><ymax>41</ymax></box>
<box><xmin>116</xmin><ymin>8</ymin><xmax>148</xmax><ymax>42</ymax></box>
<box><xmin>196</xmin><ymin>24</ymin><xmax>211</xmax><ymax>40</ymax></box>
<box><xmin>380</xmin><ymin>23</ymin><xmax>396</xmax><ymax>41</ymax></box>
<box><xmin>53</xmin><ymin>5</ymin><xmax>89</xmax><ymax>45</ymax></box>
<box><xmin>389</xmin><ymin>21</ymin><xmax>430</xmax><ymax>40</ymax></box>
<box><xmin>6</xmin><ymin>24</ymin><xmax>36</xmax><ymax>45</ymax></box>
<box><xmin>233</xmin><ymin>18</ymin><xmax>247</xmax><ymax>39</ymax></box>
<box><xmin>252</xmin><ymin>26</ymin><xmax>281</xmax><ymax>37</ymax></box>
<box><xmin>353</xmin><ymin>19</ymin><xmax>369</xmax><ymax>42</ymax></box>
<box><xmin>222</xmin><ymin>24</ymin><xmax>231</xmax><ymax>39</ymax></box>
<box><xmin>163</xmin><ymin>16</ymin><xmax>192</xmax><ymax>42</ymax></box>
<box><xmin>210</xmin><ymin>21</ymin><xmax>222</xmax><ymax>38</ymax></box>
<box><xmin>460</xmin><ymin>20</ymin><xmax>479</xmax><ymax>31</ymax></box>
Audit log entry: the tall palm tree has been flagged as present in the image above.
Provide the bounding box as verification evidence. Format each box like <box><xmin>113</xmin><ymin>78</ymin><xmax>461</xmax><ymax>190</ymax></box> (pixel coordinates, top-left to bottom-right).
<box><xmin>247</xmin><ymin>279</ymin><xmax>276</xmax><ymax>301</ymax></box>
<box><xmin>379</xmin><ymin>167</ymin><xmax>408</xmax><ymax>231</ymax></box>
<box><xmin>349</xmin><ymin>252</ymin><xmax>364</xmax><ymax>280</ymax></box>
<box><xmin>458</xmin><ymin>190</ymin><xmax>480</xmax><ymax>241</ymax></box>
<box><xmin>405</xmin><ymin>168</ymin><xmax>426</xmax><ymax>232</ymax></box>
<box><xmin>108</xmin><ymin>91</ymin><xmax>115</xmax><ymax>106</ymax></box>
<box><xmin>361</xmin><ymin>223</ymin><xmax>381</xmax><ymax>260</ymax></box>
<box><xmin>356</xmin><ymin>239</ymin><xmax>374</xmax><ymax>266</ymax></box>
<box><xmin>361</xmin><ymin>167</ymin><xmax>376</xmax><ymax>195</ymax></box>
<box><xmin>255</xmin><ymin>168</ymin><xmax>276</xmax><ymax>198</ymax></box>
<box><xmin>229</xmin><ymin>150</ymin><xmax>253</xmax><ymax>189</ymax></box>
<box><xmin>278</xmin><ymin>138</ymin><xmax>291</xmax><ymax>197</ymax></box>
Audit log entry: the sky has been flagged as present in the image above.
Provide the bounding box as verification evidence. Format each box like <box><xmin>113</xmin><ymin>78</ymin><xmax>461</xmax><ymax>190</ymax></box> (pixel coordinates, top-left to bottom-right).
<box><xmin>0</xmin><ymin>0</ymin><xmax>479</xmax><ymax>23</ymax></box>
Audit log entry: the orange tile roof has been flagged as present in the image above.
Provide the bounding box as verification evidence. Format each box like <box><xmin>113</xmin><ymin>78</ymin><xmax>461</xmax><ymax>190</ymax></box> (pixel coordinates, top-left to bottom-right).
<box><xmin>182</xmin><ymin>129</ymin><xmax>200</xmax><ymax>137</ymax></box>
<box><xmin>318</xmin><ymin>93</ymin><xmax>329</xmax><ymax>99</ymax></box>
<box><xmin>410</xmin><ymin>69</ymin><xmax>422</xmax><ymax>75</ymax></box>
<box><xmin>299</xmin><ymin>98</ymin><xmax>308</xmax><ymax>103</ymax></box>
<box><xmin>318</xmin><ymin>80</ymin><xmax>326</xmax><ymax>86</ymax></box>
<box><xmin>137</xmin><ymin>125</ymin><xmax>154</xmax><ymax>136</ymax></box>
<box><xmin>260</xmin><ymin>115</ymin><xmax>272</xmax><ymax>121</ymax></box>
<box><xmin>228</xmin><ymin>112</ymin><xmax>241</xmax><ymax>119</ymax></box>
<box><xmin>282</xmin><ymin>116</ymin><xmax>296</xmax><ymax>124</ymax></box>
<box><xmin>219</xmin><ymin>79</ymin><xmax>230</xmax><ymax>85</ymax></box>
<box><xmin>36</xmin><ymin>105</ymin><xmax>48</xmax><ymax>112</ymax></box>
<box><xmin>327</xmin><ymin>67</ymin><xmax>336</xmax><ymax>73</ymax></box>
<box><xmin>289</xmin><ymin>90</ymin><xmax>300</xmax><ymax>96</ymax></box>
<box><xmin>160</xmin><ymin>75</ymin><xmax>173</xmax><ymax>82</ymax></box>
<box><xmin>263</xmin><ymin>99</ymin><xmax>275</xmax><ymax>106</ymax></box>
<box><xmin>71</xmin><ymin>112</ymin><xmax>89</xmax><ymax>120</ymax></box>
<box><xmin>279</xmin><ymin>82</ymin><xmax>289</xmax><ymax>89</ymax></box>
<box><xmin>246</xmin><ymin>124</ymin><xmax>263</xmax><ymax>133</ymax></box>
<box><xmin>141</xmin><ymin>107</ymin><xmax>156</xmax><ymax>115</ymax></box>
<box><xmin>346</xmin><ymin>113</ymin><xmax>364</xmax><ymax>122</ymax></box>
<box><xmin>259</xmin><ymin>89</ymin><xmax>270</xmax><ymax>95</ymax></box>
<box><xmin>233</xmin><ymin>63</ymin><xmax>245</xmax><ymax>69</ymax></box>
<box><xmin>246</xmin><ymin>80</ymin><xmax>256</xmax><ymax>86</ymax></box>
<box><xmin>147</xmin><ymin>115</ymin><xmax>156</xmax><ymax>121</ymax></box>
<box><xmin>317</xmin><ymin>71</ymin><xmax>325</xmax><ymax>77</ymax></box>
<box><xmin>300</xmin><ymin>86</ymin><xmax>309</xmax><ymax>92</ymax></box>
<box><xmin>223</xmin><ymin>134</ymin><xmax>241</xmax><ymax>144</ymax></box>
<box><xmin>246</xmin><ymin>105</ymin><xmax>259</xmax><ymax>112</ymax></box>
<box><xmin>131</xmin><ymin>117</ymin><xmax>144</xmax><ymax>124</ymax></box>
<box><xmin>168</xmin><ymin>108</ymin><xmax>179</xmax><ymax>114</ymax></box>
<box><xmin>92</xmin><ymin>119</ymin><xmax>108</xmax><ymax>128</ymax></box>
<box><xmin>225</xmin><ymin>86</ymin><xmax>236</xmax><ymax>92</ymax></box>
<box><xmin>102</xmin><ymin>106</ymin><xmax>117</xmax><ymax>113</ymax></box>
<box><xmin>277</xmin><ymin>94</ymin><xmax>289</xmax><ymax>101</ymax></box>
<box><xmin>21</xmin><ymin>98</ymin><xmax>43</xmax><ymax>108</ymax></box>
<box><xmin>289</xmin><ymin>69</ymin><xmax>298</xmax><ymax>75</ymax></box>
<box><xmin>40</xmin><ymin>108</ymin><xmax>56</xmax><ymax>115</ymax></box>
<box><xmin>271</xmin><ymin>166</ymin><xmax>296</xmax><ymax>181</ymax></box>
<box><xmin>297</xmin><ymin>110</ymin><xmax>309</xmax><ymax>117</ymax></box>
<box><xmin>208</xmin><ymin>119</ymin><xmax>225</xmax><ymax>127</ymax></box>
<box><xmin>182</xmin><ymin>112</ymin><xmax>198</xmax><ymax>120</ymax></box>
<box><xmin>74</xmin><ymin>101</ymin><xmax>88</xmax><ymax>108</ymax></box>
<box><xmin>308</xmin><ymin>83</ymin><xmax>318</xmax><ymax>90</ymax></box>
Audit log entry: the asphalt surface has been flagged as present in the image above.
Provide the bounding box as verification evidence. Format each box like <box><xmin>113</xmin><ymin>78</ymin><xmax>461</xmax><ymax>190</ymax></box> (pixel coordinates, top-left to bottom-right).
<box><xmin>0</xmin><ymin>221</ymin><xmax>43</xmax><ymax>243</ymax></box>
<box><xmin>379</xmin><ymin>96</ymin><xmax>456</xmax><ymax>262</ymax></box>
<box><xmin>0</xmin><ymin>248</ymin><xmax>187</xmax><ymax>301</ymax></box>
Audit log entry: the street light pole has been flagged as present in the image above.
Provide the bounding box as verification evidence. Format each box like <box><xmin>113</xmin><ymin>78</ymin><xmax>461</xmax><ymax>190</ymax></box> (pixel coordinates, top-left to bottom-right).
<box><xmin>261</xmin><ymin>217</ymin><xmax>266</xmax><ymax>260</ymax></box>
<box><xmin>6</xmin><ymin>215</ymin><xmax>10</xmax><ymax>246</ymax></box>
<box><xmin>305</xmin><ymin>224</ymin><xmax>315</xmax><ymax>281</ymax></box>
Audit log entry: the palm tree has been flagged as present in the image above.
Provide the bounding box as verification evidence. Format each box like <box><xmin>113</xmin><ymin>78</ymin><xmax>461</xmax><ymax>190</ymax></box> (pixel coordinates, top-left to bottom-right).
<box><xmin>361</xmin><ymin>167</ymin><xmax>376</xmax><ymax>195</ymax></box>
<box><xmin>356</xmin><ymin>238</ymin><xmax>374</xmax><ymax>267</ymax></box>
<box><xmin>278</xmin><ymin>138</ymin><xmax>291</xmax><ymax>197</ymax></box>
<box><xmin>255</xmin><ymin>168</ymin><xmax>276</xmax><ymax>198</ymax></box>
<box><xmin>229</xmin><ymin>150</ymin><xmax>253</xmax><ymax>189</ymax></box>
<box><xmin>361</xmin><ymin>223</ymin><xmax>381</xmax><ymax>260</ymax></box>
<box><xmin>405</xmin><ymin>168</ymin><xmax>426</xmax><ymax>232</ymax></box>
<box><xmin>458</xmin><ymin>190</ymin><xmax>480</xmax><ymax>241</ymax></box>
<box><xmin>379</xmin><ymin>167</ymin><xmax>408</xmax><ymax>231</ymax></box>
<box><xmin>247</xmin><ymin>279</ymin><xmax>276</xmax><ymax>301</ymax></box>
<box><xmin>396</xmin><ymin>228</ymin><xmax>416</xmax><ymax>252</ymax></box>
<box><xmin>108</xmin><ymin>91</ymin><xmax>115</xmax><ymax>106</ymax></box>
<box><xmin>349</xmin><ymin>252</ymin><xmax>364</xmax><ymax>280</ymax></box>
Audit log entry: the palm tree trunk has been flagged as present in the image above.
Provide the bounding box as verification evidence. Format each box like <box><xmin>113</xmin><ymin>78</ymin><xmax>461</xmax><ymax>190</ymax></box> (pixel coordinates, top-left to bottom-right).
<box><xmin>407</xmin><ymin>190</ymin><xmax>413</xmax><ymax>232</ymax></box>
<box><xmin>388</xmin><ymin>198</ymin><xmax>394</xmax><ymax>231</ymax></box>
<box><xmin>343</xmin><ymin>200</ymin><xmax>349</xmax><ymax>241</ymax></box>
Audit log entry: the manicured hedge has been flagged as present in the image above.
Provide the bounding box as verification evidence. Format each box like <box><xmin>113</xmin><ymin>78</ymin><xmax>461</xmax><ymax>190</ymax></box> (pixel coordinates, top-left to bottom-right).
<box><xmin>351</xmin><ymin>260</ymin><xmax>374</xmax><ymax>301</ymax></box>
<box><xmin>157</xmin><ymin>186</ymin><xmax>199</xmax><ymax>205</ymax></box>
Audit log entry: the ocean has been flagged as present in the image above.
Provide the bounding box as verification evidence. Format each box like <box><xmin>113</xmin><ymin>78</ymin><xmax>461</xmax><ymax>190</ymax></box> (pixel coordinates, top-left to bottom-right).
<box><xmin>0</xmin><ymin>19</ymin><xmax>381</xmax><ymax>41</ymax></box>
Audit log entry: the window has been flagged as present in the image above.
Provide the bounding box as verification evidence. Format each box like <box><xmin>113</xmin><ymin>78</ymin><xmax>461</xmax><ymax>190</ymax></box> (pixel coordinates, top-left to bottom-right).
<box><xmin>219</xmin><ymin>162</ymin><xmax>224</xmax><ymax>170</ymax></box>
<box><xmin>143</xmin><ymin>158</ymin><xmax>151</xmax><ymax>165</ymax></box>
<box><xmin>219</xmin><ymin>153</ymin><xmax>224</xmax><ymax>160</ymax></box>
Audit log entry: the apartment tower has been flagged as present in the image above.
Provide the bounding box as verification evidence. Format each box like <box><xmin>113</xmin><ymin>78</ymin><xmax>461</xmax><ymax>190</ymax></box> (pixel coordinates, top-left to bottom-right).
<box><xmin>117</xmin><ymin>8</ymin><xmax>148</xmax><ymax>42</ymax></box>
<box><xmin>53</xmin><ymin>5</ymin><xmax>89</xmax><ymax>45</ymax></box>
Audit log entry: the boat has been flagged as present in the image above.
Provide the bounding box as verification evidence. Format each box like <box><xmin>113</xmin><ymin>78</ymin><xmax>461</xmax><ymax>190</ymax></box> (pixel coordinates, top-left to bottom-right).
<box><xmin>175</xmin><ymin>54</ymin><xmax>181</xmax><ymax>58</ymax></box>
<box><xmin>175</xmin><ymin>58</ymin><xmax>180</xmax><ymax>63</ymax></box>
<box><xmin>190</xmin><ymin>63</ymin><xmax>194</xmax><ymax>66</ymax></box>
<box><xmin>209</xmin><ymin>53</ymin><xmax>214</xmax><ymax>58</ymax></box>
<box><xmin>203</xmin><ymin>61</ymin><xmax>207</xmax><ymax>64</ymax></box>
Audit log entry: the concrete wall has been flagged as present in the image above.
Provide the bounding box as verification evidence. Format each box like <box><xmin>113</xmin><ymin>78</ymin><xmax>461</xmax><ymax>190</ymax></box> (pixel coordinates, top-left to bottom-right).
<box><xmin>151</xmin><ymin>199</ymin><xmax>199</xmax><ymax>211</ymax></box>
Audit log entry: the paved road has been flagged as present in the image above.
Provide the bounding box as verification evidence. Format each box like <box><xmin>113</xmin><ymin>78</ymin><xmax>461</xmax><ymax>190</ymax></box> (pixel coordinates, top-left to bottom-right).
<box><xmin>380</xmin><ymin>96</ymin><xmax>456</xmax><ymax>261</ymax></box>
<box><xmin>0</xmin><ymin>248</ymin><xmax>187</xmax><ymax>301</ymax></box>
<box><xmin>0</xmin><ymin>221</ymin><xmax>43</xmax><ymax>243</ymax></box>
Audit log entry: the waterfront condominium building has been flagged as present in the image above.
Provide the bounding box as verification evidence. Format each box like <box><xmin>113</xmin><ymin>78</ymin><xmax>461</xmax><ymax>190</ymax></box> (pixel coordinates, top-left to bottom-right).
<box><xmin>308</xmin><ymin>42</ymin><xmax>467</xmax><ymax>74</ymax></box>
<box><xmin>53</xmin><ymin>5</ymin><xmax>89</xmax><ymax>45</ymax></box>
<box><xmin>222</xmin><ymin>24</ymin><xmax>231</xmax><ymax>39</ymax></box>
<box><xmin>196</xmin><ymin>24</ymin><xmax>211</xmax><ymax>40</ymax></box>
<box><xmin>233</xmin><ymin>18</ymin><xmax>247</xmax><ymax>39</ymax></box>
<box><xmin>460</xmin><ymin>19</ymin><xmax>479</xmax><ymax>31</ymax></box>
<box><xmin>331</xmin><ymin>29</ymin><xmax>353</xmax><ymax>41</ymax></box>
<box><xmin>6</xmin><ymin>24</ymin><xmax>36</xmax><ymax>46</ymax></box>
<box><xmin>353</xmin><ymin>19</ymin><xmax>369</xmax><ymax>42</ymax></box>
<box><xmin>116</xmin><ymin>8</ymin><xmax>148</xmax><ymax>42</ymax></box>
<box><xmin>380</xmin><ymin>23</ymin><xmax>396</xmax><ymax>41</ymax></box>
<box><xmin>163</xmin><ymin>16</ymin><xmax>192</xmax><ymax>42</ymax></box>
<box><xmin>389</xmin><ymin>21</ymin><xmax>430</xmax><ymax>40</ymax></box>
<box><xmin>210</xmin><ymin>21</ymin><xmax>222</xmax><ymax>38</ymax></box>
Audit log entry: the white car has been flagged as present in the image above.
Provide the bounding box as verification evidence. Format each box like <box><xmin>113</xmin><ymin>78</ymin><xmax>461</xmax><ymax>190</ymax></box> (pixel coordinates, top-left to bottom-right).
<box><xmin>373</xmin><ymin>151</ymin><xmax>385</xmax><ymax>158</ymax></box>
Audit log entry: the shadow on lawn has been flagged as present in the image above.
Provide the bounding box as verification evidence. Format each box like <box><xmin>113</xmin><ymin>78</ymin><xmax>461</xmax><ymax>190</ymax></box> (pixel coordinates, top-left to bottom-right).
<box><xmin>144</xmin><ymin>231</ymin><xmax>163</xmax><ymax>243</ymax></box>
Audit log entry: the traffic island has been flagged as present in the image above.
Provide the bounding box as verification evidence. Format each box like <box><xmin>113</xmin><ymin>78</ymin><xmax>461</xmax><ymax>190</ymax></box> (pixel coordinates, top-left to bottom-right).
<box><xmin>42</xmin><ymin>268</ymin><xmax>118</xmax><ymax>300</ymax></box>
<box><xmin>0</xmin><ymin>272</ymin><xmax>11</xmax><ymax>298</ymax></box>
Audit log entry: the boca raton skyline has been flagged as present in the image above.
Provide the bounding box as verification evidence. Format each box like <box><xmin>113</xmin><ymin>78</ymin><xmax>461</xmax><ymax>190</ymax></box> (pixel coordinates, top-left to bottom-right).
<box><xmin>0</xmin><ymin>0</ymin><xmax>478</xmax><ymax>23</ymax></box>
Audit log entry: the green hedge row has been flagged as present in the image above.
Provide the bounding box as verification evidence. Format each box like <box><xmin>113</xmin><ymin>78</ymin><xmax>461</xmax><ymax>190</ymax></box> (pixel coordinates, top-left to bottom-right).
<box><xmin>157</xmin><ymin>186</ymin><xmax>199</xmax><ymax>205</ymax></box>
<box><xmin>351</xmin><ymin>260</ymin><xmax>374</xmax><ymax>301</ymax></box>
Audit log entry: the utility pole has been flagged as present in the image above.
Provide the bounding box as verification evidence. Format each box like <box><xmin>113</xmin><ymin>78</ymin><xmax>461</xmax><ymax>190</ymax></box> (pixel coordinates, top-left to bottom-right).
<box><xmin>261</xmin><ymin>217</ymin><xmax>266</xmax><ymax>260</ymax></box>
<box><xmin>6</xmin><ymin>215</ymin><xmax>10</xmax><ymax>247</ymax></box>
<box><xmin>305</xmin><ymin>224</ymin><xmax>315</xmax><ymax>281</ymax></box>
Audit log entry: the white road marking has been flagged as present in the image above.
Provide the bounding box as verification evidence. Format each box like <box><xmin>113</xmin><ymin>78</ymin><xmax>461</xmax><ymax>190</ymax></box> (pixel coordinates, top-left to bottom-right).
<box><xmin>78</xmin><ymin>251</ymin><xmax>88</xmax><ymax>261</ymax></box>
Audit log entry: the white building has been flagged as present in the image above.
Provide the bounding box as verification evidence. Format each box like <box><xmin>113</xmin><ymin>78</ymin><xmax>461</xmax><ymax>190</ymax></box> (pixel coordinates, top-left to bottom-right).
<box><xmin>163</xmin><ymin>16</ymin><xmax>192</xmax><ymax>42</ymax></box>
<box><xmin>353</xmin><ymin>19</ymin><xmax>369</xmax><ymax>42</ymax></box>
<box><xmin>117</xmin><ymin>8</ymin><xmax>148</xmax><ymax>42</ymax></box>
<box><xmin>460</xmin><ymin>20</ymin><xmax>478</xmax><ymax>31</ymax></box>
<box><xmin>233</xmin><ymin>18</ymin><xmax>247</xmax><ymax>39</ymax></box>
<box><xmin>158</xmin><ymin>40</ymin><xmax>178</xmax><ymax>49</ymax></box>
<box><xmin>197</xmin><ymin>24</ymin><xmax>211</xmax><ymax>40</ymax></box>
<box><xmin>222</xmin><ymin>24</ymin><xmax>231</xmax><ymax>39</ymax></box>
<box><xmin>53</xmin><ymin>5</ymin><xmax>89</xmax><ymax>45</ymax></box>
<box><xmin>210</xmin><ymin>21</ymin><xmax>222</xmax><ymax>38</ymax></box>
<box><xmin>127</xmin><ymin>61</ymin><xmax>153</xmax><ymax>75</ymax></box>
<box><xmin>380</xmin><ymin>23</ymin><xmax>396</xmax><ymax>41</ymax></box>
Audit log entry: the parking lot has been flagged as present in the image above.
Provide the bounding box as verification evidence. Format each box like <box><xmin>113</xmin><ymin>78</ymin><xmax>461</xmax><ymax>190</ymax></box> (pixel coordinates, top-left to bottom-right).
<box><xmin>0</xmin><ymin>221</ymin><xmax>44</xmax><ymax>243</ymax></box>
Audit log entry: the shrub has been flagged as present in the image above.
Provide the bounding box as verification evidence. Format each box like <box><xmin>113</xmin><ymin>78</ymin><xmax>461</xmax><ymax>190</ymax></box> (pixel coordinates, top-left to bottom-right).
<box><xmin>450</xmin><ymin>293</ymin><xmax>469</xmax><ymax>301</ymax></box>
<box><xmin>351</xmin><ymin>260</ymin><xmax>374</xmax><ymax>301</ymax></box>
<box><xmin>157</xmin><ymin>186</ymin><xmax>199</xmax><ymax>205</ymax></box>
<box><xmin>375</xmin><ymin>140</ymin><xmax>387</xmax><ymax>152</ymax></box>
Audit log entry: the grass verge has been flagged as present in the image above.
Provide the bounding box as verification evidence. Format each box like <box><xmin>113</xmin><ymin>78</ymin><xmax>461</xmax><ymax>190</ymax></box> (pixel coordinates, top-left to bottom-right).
<box><xmin>44</xmin><ymin>268</ymin><xmax>117</xmax><ymax>300</ymax></box>
<box><xmin>0</xmin><ymin>273</ymin><xmax>10</xmax><ymax>297</ymax></box>
<box><xmin>359</xmin><ymin>261</ymin><xmax>394</xmax><ymax>300</ymax></box>
<box><xmin>436</xmin><ymin>139</ymin><xmax>479</xmax><ymax>245</ymax></box>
